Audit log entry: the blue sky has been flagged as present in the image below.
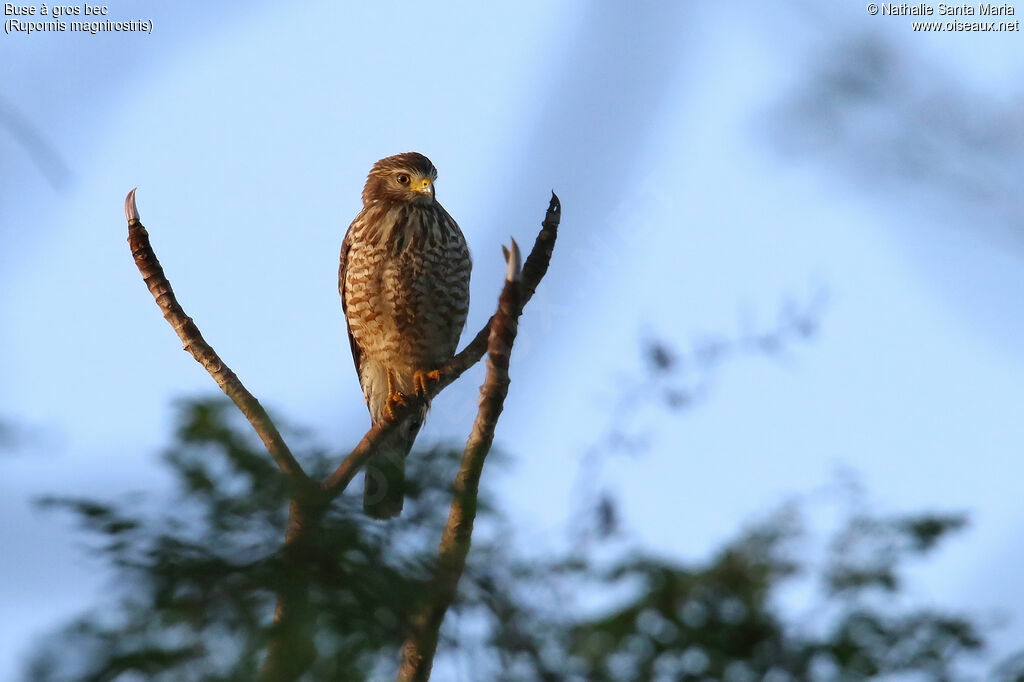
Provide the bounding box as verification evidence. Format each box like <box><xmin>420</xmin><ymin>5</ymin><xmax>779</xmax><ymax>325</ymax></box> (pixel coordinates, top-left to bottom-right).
<box><xmin>2</xmin><ymin>0</ymin><xmax>1022</xmax><ymax>674</ymax></box>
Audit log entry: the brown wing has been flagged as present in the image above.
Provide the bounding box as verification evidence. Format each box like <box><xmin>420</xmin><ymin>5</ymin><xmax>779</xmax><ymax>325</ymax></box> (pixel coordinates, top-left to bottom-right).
<box><xmin>437</xmin><ymin>204</ymin><xmax>472</xmax><ymax>355</ymax></box>
<box><xmin>338</xmin><ymin>225</ymin><xmax>363</xmax><ymax>383</ymax></box>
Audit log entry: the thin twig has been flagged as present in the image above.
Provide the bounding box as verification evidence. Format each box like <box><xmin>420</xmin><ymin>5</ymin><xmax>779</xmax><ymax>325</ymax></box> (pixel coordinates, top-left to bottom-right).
<box><xmin>124</xmin><ymin>189</ymin><xmax>315</xmax><ymax>496</ymax></box>
<box><xmin>396</xmin><ymin>240</ymin><xmax>525</xmax><ymax>682</ymax></box>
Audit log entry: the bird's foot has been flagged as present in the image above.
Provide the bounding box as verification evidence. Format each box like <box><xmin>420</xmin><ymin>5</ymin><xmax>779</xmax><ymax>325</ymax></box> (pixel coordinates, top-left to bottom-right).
<box><xmin>384</xmin><ymin>391</ymin><xmax>411</xmax><ymax>422</ymax></box>
<box><xmin>414</xmin><ymin>369</ymin><xmax>441</xmax><ymax>399</ymax></box>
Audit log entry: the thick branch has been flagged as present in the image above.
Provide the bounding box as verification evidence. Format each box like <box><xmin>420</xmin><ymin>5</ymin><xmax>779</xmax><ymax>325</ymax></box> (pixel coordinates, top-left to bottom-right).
<box><xmin>259</xmin><ymin>499</ymin><xmax>325</xmax><ymax>682</ymax></box>
<box><xmin>321</xmin><ymin>193</ymin><xmax>560</xmax><ymax>499</ymax></box>
<box><xmin>396</xmin><ymin>241</ymin><xmax>524</xmax><ymax>682</ymax></box>
<box><xmin>124</xmin><ymin>189</ymin><xmax>314</xmax><ymax>496</ymax></box>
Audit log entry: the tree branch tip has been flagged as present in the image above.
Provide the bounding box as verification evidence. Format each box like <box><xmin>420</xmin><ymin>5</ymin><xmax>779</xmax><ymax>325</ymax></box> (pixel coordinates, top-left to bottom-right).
<box><xmin>125</xmin><ymin>187</ymin><xmax>139</xmax><ymax>224</ymax></box>
<box><xmin>549</xmin><ymin>191</ymin><xmax>560</xmax><ymax>211</ymax></box>
<box><xmin>504</xmin><ymin>238</ymin><xmax>522</xmax><ymax>283</ymax></box>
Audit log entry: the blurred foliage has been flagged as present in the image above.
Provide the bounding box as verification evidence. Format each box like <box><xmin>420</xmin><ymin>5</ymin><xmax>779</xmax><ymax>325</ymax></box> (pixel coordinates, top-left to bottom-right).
<box><xmin>22</xmin><ymin>397</ymin><xmax>1024</xmax><ymax>681</ymax></box>
<box><xmin>769</xmin><ymin>35</ymin><xmax>1024</xmax><ymax>250</ymax></box>
<box><xmin>580</xmin><ymin>292</ymin><xmax>827</xmax><ymax>473</ymax></box>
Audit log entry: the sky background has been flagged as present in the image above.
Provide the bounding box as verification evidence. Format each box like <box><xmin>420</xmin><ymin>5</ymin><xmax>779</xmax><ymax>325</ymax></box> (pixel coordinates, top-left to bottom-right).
<box><xmin>2</xmin><ymin>0</ymin><xmax>1023</xmax><ymax>676</ymax></box>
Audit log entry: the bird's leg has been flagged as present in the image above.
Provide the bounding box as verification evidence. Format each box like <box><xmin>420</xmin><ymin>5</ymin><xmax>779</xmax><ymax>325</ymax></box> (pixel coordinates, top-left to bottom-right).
<box><xmin>413</xmin><ymin>369</ymin><xmax>441</xmax><ymax>399</ymax></box>
<box><xmin>384</xmin><ymin>369</ymin><xmax>410</xmax><ymax>421</ymax></box>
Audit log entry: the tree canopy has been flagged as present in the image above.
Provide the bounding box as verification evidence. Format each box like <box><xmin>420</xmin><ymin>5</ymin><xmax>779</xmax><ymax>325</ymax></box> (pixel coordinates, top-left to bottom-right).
<box><xmin>22</xmin><ymin>398</ymin><xmax>1024</xmax><ymax>681</ymax></box>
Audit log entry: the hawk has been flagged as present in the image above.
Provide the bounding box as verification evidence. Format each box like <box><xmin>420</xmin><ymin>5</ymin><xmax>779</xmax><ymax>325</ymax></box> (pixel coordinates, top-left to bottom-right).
<box><xmin>339</xmin><ymin>152</ymin><xmax>472</xmax><ymax>518</ymax></box>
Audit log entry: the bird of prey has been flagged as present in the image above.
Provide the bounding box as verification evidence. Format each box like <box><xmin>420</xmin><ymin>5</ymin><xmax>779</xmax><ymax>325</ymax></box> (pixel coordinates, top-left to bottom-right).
<box><xmin>339</xmin><ymin>152</ymin><xmax>472</xmax><ymax>518</ymax></box>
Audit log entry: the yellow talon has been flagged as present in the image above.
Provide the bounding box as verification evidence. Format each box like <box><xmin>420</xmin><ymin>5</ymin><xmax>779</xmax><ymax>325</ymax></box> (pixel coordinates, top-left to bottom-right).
<box><xmin>414</xmin><ymin>369</ymin><xmax>441</xmax><ymax>398</ymax></box>
<box><xmin>384</xmin><ymin>391</ymin><xmax>410</xmax><ymax>421</ymax></box>
<box><xmin>383</xmin><ymin>369</ymin><xmax>412</xmax><ymax>420</ymax></box>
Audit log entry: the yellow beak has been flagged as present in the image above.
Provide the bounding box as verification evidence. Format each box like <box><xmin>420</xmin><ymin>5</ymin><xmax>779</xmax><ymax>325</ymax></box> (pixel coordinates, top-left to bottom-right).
<box><xmin>413</xmin><ymin>177</ymin><xmax>433</xmax><ymax>194</ymax></box>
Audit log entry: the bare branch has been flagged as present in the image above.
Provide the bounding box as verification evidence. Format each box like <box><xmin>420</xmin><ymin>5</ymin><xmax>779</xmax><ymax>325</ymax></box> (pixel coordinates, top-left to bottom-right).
<box><xmin>396</xmin><ymin>239</ymin><xmax>524</xmax><ymax>682</ymax></box>
<box><xmin>319</xmin><ymin>416</ymin><xmax>399</xmax><ymax>495</ymax></box>
<box><xmin>436</xmin><ymin>193</ymin><xmax>559</xmax><ymax>393</ymax></box>
<box><xmin>124</xmin><ymin>189</ymin><xmax>314</xmax><ymax>496</ymax></box>
<box><xmin>125</xmin><ymin>187</ymin><xmax>559</xmax><ymax>682</ymax></box>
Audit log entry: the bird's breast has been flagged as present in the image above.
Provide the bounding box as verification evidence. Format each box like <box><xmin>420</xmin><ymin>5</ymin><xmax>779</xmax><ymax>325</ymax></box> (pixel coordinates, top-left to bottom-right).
<box><xmin>344</xmin><ymin>202</ymin><xmax>471</xmax><ymax>373</ymax></box>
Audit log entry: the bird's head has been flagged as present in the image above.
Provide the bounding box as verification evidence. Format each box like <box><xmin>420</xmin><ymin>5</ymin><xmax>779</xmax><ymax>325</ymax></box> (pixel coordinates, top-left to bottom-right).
<box><xmin>362</xmin><ymin>152</ymin><xmax>438</xmax><ymax>206</ymax></box>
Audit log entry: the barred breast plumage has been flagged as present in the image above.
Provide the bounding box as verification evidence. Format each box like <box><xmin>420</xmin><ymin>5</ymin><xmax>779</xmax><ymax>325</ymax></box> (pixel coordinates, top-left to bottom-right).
<box><xmin>339</xmin><ymin>152</ymin><xmax>471</xmax><ymax>518</ymax></box>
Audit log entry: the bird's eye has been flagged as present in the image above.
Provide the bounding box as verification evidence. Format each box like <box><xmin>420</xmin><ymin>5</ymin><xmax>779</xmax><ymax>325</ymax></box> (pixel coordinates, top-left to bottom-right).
<box><xmin>396</xmin><ymin>174</ymin><xmax>410</xmax><ymax>184</ymax></box>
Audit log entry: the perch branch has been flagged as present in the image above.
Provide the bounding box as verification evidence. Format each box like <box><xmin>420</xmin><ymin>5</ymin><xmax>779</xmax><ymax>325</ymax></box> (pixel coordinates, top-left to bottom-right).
<box><xmin>125</xmin><ymin>187</ymin><xmax>559</xmax><ymax>682</ymax></box>
<box><xmin>320</xmin><ymin>192</ymin><xmax>560</xmax><ymax>499</ymax></box>
<box><xmin>124</xmin><ymin>189</ymin><xmax>315</xmax><ymax>496</ymax></box>
<box><xmin>435</xmin><ymin>192</ymin><xmax>559</xmax><ymax>393</ymax></box>
<box><xmin>396</xmin><ymin>239</ymin><xmax>524</xmax><ymax>682</ymax></box>
<box><xmin>124</xmin><ymin>187</ymin><xmax>558</xmax><ymax>500</ymax></box>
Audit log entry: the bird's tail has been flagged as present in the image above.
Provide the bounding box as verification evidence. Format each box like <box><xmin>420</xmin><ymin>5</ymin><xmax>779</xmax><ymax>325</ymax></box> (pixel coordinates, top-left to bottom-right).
<box><xmin>363</xmin><ymin>409</ymin><xmax>423</xmax><ymax>519</ymax></box>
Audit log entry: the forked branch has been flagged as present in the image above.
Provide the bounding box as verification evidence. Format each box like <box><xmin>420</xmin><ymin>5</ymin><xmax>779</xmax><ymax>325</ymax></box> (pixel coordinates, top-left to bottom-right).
<box><xmin>125</xmin><ymin>188</ymin><xmax>560</xmax><ymax>682</ymax></box>
<box><xmin>125</xmin><ymin>188</ymin><xmax>560</xmax><ymax>504</ymax></box>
